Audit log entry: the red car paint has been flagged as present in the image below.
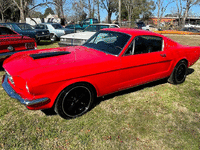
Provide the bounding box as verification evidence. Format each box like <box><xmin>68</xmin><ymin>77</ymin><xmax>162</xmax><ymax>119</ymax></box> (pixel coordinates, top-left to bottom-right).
<box><xmin>0</xmin><ymin>26</ymin><xmax>37</xmax><ymax>60</ymax></box>
<box><xmin>2</xmin><ymin>28</ymin><xmax>200</xmax><ymax>111</ymax></box>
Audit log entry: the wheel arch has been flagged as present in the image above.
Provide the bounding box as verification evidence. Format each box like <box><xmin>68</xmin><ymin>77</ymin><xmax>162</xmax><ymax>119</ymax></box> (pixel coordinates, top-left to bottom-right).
<box><xmin>51</xmin><ymin>80</ymin><xmax>98</xmax><ymax>107</ymax></box>
<box><xmin>168</xmin><ymin>58</ymin><xmax>188</xmax><ymax>84</ymax></box>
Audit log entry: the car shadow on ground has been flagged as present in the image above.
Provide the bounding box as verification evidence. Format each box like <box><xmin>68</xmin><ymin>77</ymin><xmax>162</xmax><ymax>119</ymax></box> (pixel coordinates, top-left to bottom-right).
<box><xmin>41</xmin><ymin>68</ymin><xmax>194</xmax><ymax>117</ymax></box>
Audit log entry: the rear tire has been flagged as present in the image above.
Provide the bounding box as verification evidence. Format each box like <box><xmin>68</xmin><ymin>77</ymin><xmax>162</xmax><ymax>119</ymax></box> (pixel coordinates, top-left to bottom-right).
<box><xmin>168</xmin><ymin>60</ymin><xmax>187</xmax><ymax>84</ymax></box>
<box><xmin>55</xmin><ymin>83</ymin><xmax>95</xmax><ymax>119</ymax></box>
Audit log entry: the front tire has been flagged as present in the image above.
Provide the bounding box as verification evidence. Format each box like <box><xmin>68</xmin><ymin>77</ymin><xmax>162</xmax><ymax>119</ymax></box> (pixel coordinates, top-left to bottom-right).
<box><xmin>55</xmin><ymin>83</ymin><xmax>94</xmax><ymax>119</ymax></box>
<box><xmin>50</xmin><ymin>33</ymin><xmax>57</xmax><ymax>42</ymax></box>
<box><xmin>168</xmin><ymin>60</ymin><xmax>187</xmax><ymax>84</ymax></box>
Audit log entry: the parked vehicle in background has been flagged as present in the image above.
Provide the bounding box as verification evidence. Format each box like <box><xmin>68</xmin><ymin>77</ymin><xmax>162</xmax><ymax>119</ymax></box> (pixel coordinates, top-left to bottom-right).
<box><xmin>142</xmin><ymin>25</ymin><xmax>159</xmax><ymax>32</ymax></box>
<box><xmin>59</xmin><ymin>23</ymin><xmax>119</xmax><ymax>47</ymax></box>
<box><xmin>2</xmin><ymin>28</ymin><xmax>200</xmax><ymax>119</ymax></box>
<box><xmin>0</xmin><ymin>26</ymin><xmax>37</xmax><ymax>60</ymax></box>
<box><xmin>135</xmin><ymin>21</ymin><xmax>146</xmax><ymax>29</ymax></box>
<box><xmin>0</xmin><ymin>23</ymin><xmax>50</xmax><ymax>43</ymax></box>
<box><xmin>35</xmin><ymin>23</ymin><xmax>74</xmax><ymax>41</ymax></box>
<box><xmin>184</xmin><ymin>23</ymin><xmax>200</xmax><ymax>29</ymax></box>
<box><xmin>65</xmin><ymin>18</ymin><xmax>99</xmax><ymax>32</ymax></box>
<box><xmin>181</xmin><ymin>27</ymin><xmax>200</xmax><ymax>33</ymax></box>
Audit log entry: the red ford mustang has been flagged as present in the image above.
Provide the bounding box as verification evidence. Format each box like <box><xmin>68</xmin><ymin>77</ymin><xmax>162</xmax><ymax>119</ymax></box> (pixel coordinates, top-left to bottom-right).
<box><xmin>0</xmin><ymin>26</ymin><xmax>37</xmax><ymax>60</ymax></box>
<box><xmin>2</xmin><ymin>28</ymin><xmax>200</xmax><ymax>119</ymax></box>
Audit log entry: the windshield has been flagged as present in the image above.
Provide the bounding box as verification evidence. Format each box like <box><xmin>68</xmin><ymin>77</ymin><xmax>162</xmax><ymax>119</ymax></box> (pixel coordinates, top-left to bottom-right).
<box><xmin>52</xmin><ymin>24</ymin><xmax>63</xmax><ymax>29</ymax></box>
<box><xmin>35</xmin><ymin>24</ymin><xmax>46</xmax><ymax>29</ymax></box>
<box><xmin>83</xmin><ymin>31</ymin><xmax>131</xmax><ymax>55</ymax></box>
<box><xmin>84</xmin><ymin>25</ymin><xmax>109</xmax><ymax>32</ymax></box>
<box><xmin>17</xmin><ymin>24</ymin><xmax>34</xmax><ymax>30</ymax></box>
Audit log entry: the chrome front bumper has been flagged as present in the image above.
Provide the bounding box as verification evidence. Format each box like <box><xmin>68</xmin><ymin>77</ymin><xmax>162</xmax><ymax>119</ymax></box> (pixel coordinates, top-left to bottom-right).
<box><xmin>2</xmin><ymin>75</ymin><xmax>49</xmax><ymax>106</ymax></box>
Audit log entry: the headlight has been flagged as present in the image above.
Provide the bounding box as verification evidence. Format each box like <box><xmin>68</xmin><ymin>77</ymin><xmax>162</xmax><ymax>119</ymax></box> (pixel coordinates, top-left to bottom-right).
<box><xmin>5</xmin><ymin>70</ymin><xmax>14</xmax><ymax>85</ymax></box>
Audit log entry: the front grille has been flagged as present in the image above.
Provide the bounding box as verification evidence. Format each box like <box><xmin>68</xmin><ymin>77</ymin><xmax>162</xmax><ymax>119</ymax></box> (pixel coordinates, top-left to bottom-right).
<box><xmin>64</xmin><ymin>38</ymin><xmax>83</xmax><ymax>45</ymax></box>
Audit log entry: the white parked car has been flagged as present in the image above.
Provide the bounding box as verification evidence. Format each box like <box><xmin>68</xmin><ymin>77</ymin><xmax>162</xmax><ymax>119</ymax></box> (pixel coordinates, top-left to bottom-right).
<box><xmin>58</xmin><ymin>23</ymin><xmax>120</xmax><ymax>47</ymax></box>
<box><xmin>142</xmin><ymin>25</ymin><xmax>158</xmax><ymax>31</ymax></box>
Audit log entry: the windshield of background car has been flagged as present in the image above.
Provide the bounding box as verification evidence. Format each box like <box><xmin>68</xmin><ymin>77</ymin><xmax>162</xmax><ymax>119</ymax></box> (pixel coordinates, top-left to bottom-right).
<box><xmin>52</xmin><ymin>24</ymin><xmax>63</xmax><ymax>29</ymax></box>
<box><xmin>83</xmin><ymin>31</ymin><xmax>131</xmax><ymax>55</ymax></box>
<box><xmin>84</xmin><ymin>25</ymin><xmax>109</xmax><ymax>32</ymax></box>
<box><xmin>17</xmin><ymin>24</ymin><xmax>34</xmax><ymax>30</ymax></box>
<box><xmin>35</xmin><ymin>24</ymin><xmax>47</xmax><ymax>29</ymax></box>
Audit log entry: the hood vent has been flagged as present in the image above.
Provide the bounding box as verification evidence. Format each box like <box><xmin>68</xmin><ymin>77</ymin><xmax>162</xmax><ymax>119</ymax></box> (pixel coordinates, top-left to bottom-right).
<box><xmin>30</xmin><ymin>51</ymin><xmax>71</xmax><ymax>59</ymax></box>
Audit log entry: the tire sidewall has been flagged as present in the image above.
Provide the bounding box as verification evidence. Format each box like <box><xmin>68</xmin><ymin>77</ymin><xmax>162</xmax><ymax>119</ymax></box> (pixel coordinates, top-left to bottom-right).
<box><xmin>172</xmin><ymin>60</ymin><xmax>187</xmax><ymax>84</ymax></box>
<box><xmin>55</xmin><ymin>83</ymin><xmax>95</xmax><ymax>119</ymax></box>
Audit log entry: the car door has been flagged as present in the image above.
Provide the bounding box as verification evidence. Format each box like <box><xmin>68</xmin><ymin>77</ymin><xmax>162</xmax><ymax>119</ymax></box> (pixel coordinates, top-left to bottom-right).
<box><xmin>119</xmin><ymin>35</ymin><xmax>173</xmax><ymax>90</ymax></box>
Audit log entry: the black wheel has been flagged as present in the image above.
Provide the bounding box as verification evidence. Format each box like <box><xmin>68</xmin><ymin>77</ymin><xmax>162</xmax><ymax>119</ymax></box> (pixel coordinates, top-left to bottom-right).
<box><xmin>50</xmin><ymin>33</ymin><xmax>57</xmax><ymax>42</ymax></box>
<box><xmin>55</xmin><ymin>83</ymin><xmax>95</xmax><ymax>119</ymax></box>
<box><xmin>168</xmin><ymin>60</ymin><xmax>187</xmax><ymax>84</ymax></box>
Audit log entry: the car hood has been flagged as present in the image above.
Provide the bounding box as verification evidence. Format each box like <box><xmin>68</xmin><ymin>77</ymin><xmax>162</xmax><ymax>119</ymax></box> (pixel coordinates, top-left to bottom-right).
<box><xmin>3</xmin><ymin>46</ymin><xmax>118</xmax><ymax>81</ymax></box>
<box><xmin>61</xmin><ymin>32</ymin><xmax>95</xmax><ymax>40</ymax></box>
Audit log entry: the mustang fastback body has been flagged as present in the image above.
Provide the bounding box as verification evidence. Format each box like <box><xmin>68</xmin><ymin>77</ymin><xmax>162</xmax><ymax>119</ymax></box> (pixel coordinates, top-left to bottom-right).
<box><xmin>2</xmin><ymin>28</ymin><xmax>200</xmax><ymax>119</ymax></box>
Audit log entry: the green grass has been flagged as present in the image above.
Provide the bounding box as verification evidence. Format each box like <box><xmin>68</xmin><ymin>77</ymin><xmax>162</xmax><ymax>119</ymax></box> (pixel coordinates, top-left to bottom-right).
<box><xmin>0</xmin><ymin>35</ymin><xmax>200</xmax><ymax>149</ymax></box>
<box><xmin>37</xmin><ymin>41</ymin><xmax>59</xmax><ymax>49</ymax></box>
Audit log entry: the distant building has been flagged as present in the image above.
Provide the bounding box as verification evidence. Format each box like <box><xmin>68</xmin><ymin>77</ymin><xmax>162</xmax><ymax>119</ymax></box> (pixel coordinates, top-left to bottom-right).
<box><xmin>149</xmin><ymin>16</ymin><xmax>200</xmax><ymax>27</ymax></box>
<box><xmin>25</xmin><ymin>13</ymin><xmax>61</xmax><ymax>26</ymax></box>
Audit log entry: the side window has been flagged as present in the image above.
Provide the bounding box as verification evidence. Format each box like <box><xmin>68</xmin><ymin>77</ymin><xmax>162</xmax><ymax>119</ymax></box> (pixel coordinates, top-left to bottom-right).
<box><xmin>134</xmin><ymin>36</ymin><xmax>163</xmax><ymax>55</ymax></box>
<box><xmin>0</xmin><ymin>27</ymin><xmax>16</xmax><ymax>35</ymax></box>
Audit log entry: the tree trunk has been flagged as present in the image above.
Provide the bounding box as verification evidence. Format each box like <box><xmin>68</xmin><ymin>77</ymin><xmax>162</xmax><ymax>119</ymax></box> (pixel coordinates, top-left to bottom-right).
<box><xmin>128</xmin><ymin>8</ymin><xmax>131</xmax><ymax>28</ymax></box>
<box><xmin>157</xmin><ymin>0</ymin><xmax>161</xmax><ymax>28</ymax></box>
<box><xmin>108</xmin><ymin>11</ymin><xmax>112</xmax><ymax>23</ymax></box>
<box><xmin>20</xmin><ymin>9</ymin><xmax>25</xmax><ymax>23</ymax></box>
<box><xmin>97</xmin><ymin>0</ymin><xmax>100</xmax><ymax>22</ymax></box>
<box><xmin>1</xmin><ymin>12</ymin><xmax>4</xmax><ymax>22</ymax></box>
<box><xmin>183</xmin><ymin>4</ymin><xmax>189</xmax><ymax>27</ymax></box>
<box><xmin>88</xmin><ymin>0</ymin><xmax>91</xmax><ymax>18</ymax></box>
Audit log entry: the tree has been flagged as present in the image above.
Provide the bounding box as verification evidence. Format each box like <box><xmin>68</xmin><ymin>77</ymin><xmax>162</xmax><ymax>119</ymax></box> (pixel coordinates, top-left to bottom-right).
<box><xmin>30</xmin><ymin>11</ymin><xmax>43</xmax><ymax>18</ymax></box>
<box><xmin>43</xmin><ymin>7</ymin><xmax>55</xmax><ymax>17</ymax></box>
<box><xmin>101</xmin><ymin>0</ymin><xmax>118</xmax><ymax>23</ymax></box>
<box><xmin>96</xmin><ymin>0</ymin><xmax>100</xmax><ymax>21</ymax></box>
<box><xmin>72</xmin><ymin>0</ymin><xmax>87</xmax><ymax>21</ymax></box>
<box><xmin>156</xmin><ymin>0</ymin><xmax>174</xmax><ymax>28</ymax></box>
<box><xmin>0</xmin><ymin>0</ymin><xmax>13</xmax><ymax>22</ymax></box>
<box><xmin>53</xmin><ymin>0</ymin><xmax>66</xmax><ymax>18</ymax></box>
<box><xmin>1</xmin><ymin>5</ymin><xmax>20</xmax><ymax>22</ymax></box>
<box><xmin>174</xmin><ymin>0</ymin><xmax>183</xmax><ymax>26</ymax></box>
<box><xmin>12</xmin><ymin>0</ymin><xmax>57</xmax><ymax>23</ymax></box>
<box><xmin>122</xmin><ymin>0</ymin><xmax>155</xmax><ymax>27</ymax></box>
<box><xmin>182</xmin><ymin>0</ymin><xmax>200</xmax><ymax>26</ymax></box>
<box><xmin>12</xmin><ymin>0</ymin><xmax>35</xmax><ymax>23</ymax></box>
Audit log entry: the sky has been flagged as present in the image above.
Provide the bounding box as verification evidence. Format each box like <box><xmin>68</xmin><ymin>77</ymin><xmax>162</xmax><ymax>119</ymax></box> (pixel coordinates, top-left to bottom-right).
<box><xmin>34</xmin><ymin>0</ymin><xmax>200</xmax><ymax>22</ymax></box>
